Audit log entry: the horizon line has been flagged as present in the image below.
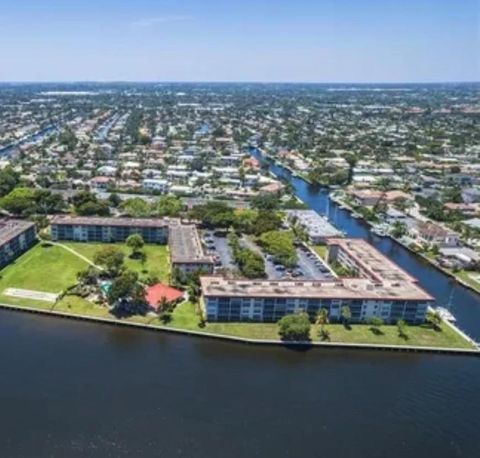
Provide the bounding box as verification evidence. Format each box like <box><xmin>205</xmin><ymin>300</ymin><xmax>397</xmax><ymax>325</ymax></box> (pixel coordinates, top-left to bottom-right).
<box><xmin>0</xmin><ymin>80</ymin><xmax>479</xmax><ymax>85</ymax></box>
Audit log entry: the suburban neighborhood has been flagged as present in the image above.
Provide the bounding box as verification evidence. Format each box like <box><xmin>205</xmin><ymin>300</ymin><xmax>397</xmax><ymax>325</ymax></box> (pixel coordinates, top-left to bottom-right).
<box><xmin>0</xmin><ymin>82</ymin><xmax>477</xmax><ymax>349</ymax></box>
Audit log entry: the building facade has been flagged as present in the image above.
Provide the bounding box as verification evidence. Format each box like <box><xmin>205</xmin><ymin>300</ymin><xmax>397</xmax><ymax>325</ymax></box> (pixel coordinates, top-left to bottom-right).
<box><xmin>51</xmin><ymin>216</ymin><xmax>169</xmax><ymax>244</ymax></box>
<box><xmin>169</xmin><ymin>223</ymin><xmax>214</xmax><ymax>274</ymax></box>
<box><xmin>51</xmin><ymin>216</ymin><xmax>213</xmax><ymax>274</ymax></box>
<box><xmin>0</xmin><ymin>219</ymin><xmax>36</xmax><ymax>268</ymax></box>
<box><xmin>201</xmin><ymin>238</ymin><xmax>433</xmax><ymax>324</ymax></box>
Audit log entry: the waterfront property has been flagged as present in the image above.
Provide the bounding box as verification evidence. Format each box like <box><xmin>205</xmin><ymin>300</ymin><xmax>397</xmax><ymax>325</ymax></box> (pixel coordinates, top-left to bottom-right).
<box><xmin>51</xmin><ymin>216</ymin><xmax>170</xmax><ymax>244</ymax></box>
<box><xmin>0</xmin><ymin>243</ymin><xmax>89</xmax><ymax>309</ymax></box>
<box><xmin>51</xmin><ymin>216</ymin><xmax>213</xmax><ymax>274</ymax></box>
<box><xmin>0</xmin><ymin>219</ymin><xmax>36</xmax><ymax>268</ymax></box>
<box><xmin>200</xmin><ymin>238</ymin><xmax>433</xmax><ymax>324</ymax></box>
<box><xmin>285</xmin><ymin>209</ymin><xmax>343</xmax><ymax>243</ymax></box>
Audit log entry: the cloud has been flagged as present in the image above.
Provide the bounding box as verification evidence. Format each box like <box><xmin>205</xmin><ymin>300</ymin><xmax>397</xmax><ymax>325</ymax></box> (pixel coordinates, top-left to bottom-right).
<box><xmin>130</xmin><ymin>15</ymin><xmax>193</xmax><ymax>28</ymax></box>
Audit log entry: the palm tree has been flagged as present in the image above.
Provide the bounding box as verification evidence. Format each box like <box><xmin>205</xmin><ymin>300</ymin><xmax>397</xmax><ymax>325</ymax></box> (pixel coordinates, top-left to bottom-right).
<box><xmin>426</xmin><ymin>310</ymin><xmax>442</xmax><ymax>331</ymax></box>
<box><xmin>397</xmin><ymin>319</ymin><xmax>408</xmax><ymax>339</ymax></box>
<box><xmin>340</xmin><ymin>305</ymin><xmax>352</xmax><ymax>327</ymax></box>
<box><xmin>316</xmin><ymin>308</ymin><xmax>330</xmax><ymax>341</ymax></box>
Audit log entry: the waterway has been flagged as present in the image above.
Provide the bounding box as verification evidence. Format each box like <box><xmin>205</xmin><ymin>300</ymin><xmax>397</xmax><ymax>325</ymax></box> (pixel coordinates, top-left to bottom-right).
<box><xmin>0</xmin><ymin>125</ymin><xmax>57</xmax><ymax>157</ymax></box>
<box><xmin>250</xmin><ymin>148</ymin><xmax>480</xmax><ymax>342</ymax></box>
<box><xmin>0</xmin><ymin>151</ymin><xmax>479</xmax><ymax>457</ymax></box>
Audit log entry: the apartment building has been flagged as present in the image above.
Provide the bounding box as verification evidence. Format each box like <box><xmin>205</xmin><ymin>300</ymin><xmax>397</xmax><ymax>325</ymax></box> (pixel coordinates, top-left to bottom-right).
<box><xmin>201</xmin><ymin>238</ymin><xmax>433</xmax><ymax>324</ymax></box>
<box><xmin>50</xmin><ymin>216</ymin><xmax>169</xmax><ymax>244</ymax></box>
<box><xmin>0</xmin><ymin>219</ymin><xmax>36</xmax><ymax>268</ymax></box>
<box><xmin>169</xmin><ymin>224</ymin><xmax>214</xmax><ymax>274</ymax></box>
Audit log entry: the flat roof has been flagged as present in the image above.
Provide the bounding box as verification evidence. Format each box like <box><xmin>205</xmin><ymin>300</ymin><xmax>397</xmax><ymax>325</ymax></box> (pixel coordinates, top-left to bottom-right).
<box><xmin>200</xmin><ymin>276</ymin><xmax>433</xmax><ymax>302</ymax></box>
<box><xmin>0</xmin><ymin>219</ymin><xmax>35</xmax><ymax>246</ymax></box>
<box><xmin>286</xmin><ymin>210</ymin><xmax>342</xmax><ymax>238</ymax></box>
<box><xmin>327</xmin><ymin>238</ymin><xmax>416</xmax><ymax>284</ymax></box>
<box><xmin>169</xmin><ymin>224</ymin><xmax>214</xmax><ymax>264</ymax></box>
<box><xmin>51</xmin><ymin>215</ymin><xmax>171</xmax><ymax>229</ymax></box>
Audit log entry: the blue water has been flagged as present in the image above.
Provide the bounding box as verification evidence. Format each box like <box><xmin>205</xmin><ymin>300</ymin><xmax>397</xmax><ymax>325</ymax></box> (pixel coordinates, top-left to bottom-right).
<box><xmin>251</xmin><ymin>148</ymin><xmax>480</xmax><ymax>341</ymax></box>
<box><xmin>0</xmin><ymin>125</ymin><xmax>57</xmax><ymax>157</ymax></box>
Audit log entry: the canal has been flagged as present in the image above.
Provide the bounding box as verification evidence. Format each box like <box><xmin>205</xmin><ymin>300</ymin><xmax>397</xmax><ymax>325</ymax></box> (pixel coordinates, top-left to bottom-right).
<box><xmin>251</xmin><ymin>148</ymin><xmax>480</xmax><ymax>342</ymax></box>
<box><xmin>0</xmin><ymin>151</ymin><xmax>479</xmax><ymax>457</ymax></box>
<box><xmin>0</xmin><ymin>125</ymin><xmax>57</xmax><ymax>157</ymax></box>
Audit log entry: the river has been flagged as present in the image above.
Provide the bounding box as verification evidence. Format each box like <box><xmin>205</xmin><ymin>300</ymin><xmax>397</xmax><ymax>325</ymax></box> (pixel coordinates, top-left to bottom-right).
<box><xmin>0</xmin><ymin>151</ymin><xmax>479</xmax><ymax>457</ymax></box>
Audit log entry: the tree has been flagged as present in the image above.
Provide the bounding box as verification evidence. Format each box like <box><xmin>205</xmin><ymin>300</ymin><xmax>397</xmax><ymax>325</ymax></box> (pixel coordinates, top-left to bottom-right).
<box><xmin>108</xmin><ymin>270</ymin><xmax>138</xmax><ymax>304</ymax></box>
<box><xmin>189</xmin><ymin>201</ymin><xmax>235</xmax><ymax>228</ymax></box>
<box><xmin>76</xmin><ymin>200</ymin><xmax>110</xmax><ymax>216</ymax></box>
<box><xmin>108</xmin><ymin>193</ymin><xmax>122</xmax><ymax>207</ymax></box>
<box><xmin>126</xmin><ymin>234</ymin><xmax>145</xmax><ymax>258</ymax></box>
<box><xmin>108</xmin><ymin>270</ymin><xmax>147</xmax><ymax>316</ymax></box>
<box><xmin>251</xmin><ymin>193</ymin><xmax>279</xmax><ymax>211</ymax></box>
<box><xmin>34</xmin><ymin>190</ymin><xmax>66</xmax><ymax>214</ymax></box>
<box><xmin>0</xmin><ymin>187</ymin><xmax>36</xmax><ymax>216</ymax></box>
<box><xmin>316</xmin><ymin>308</ymin><xmax>330</xmax><ymax>340</ymax></box>
<box><xmin>73</xmin><ymin>191</ymin><xmax>110</xmax><ymax>216</ymax></box>
<box><xmin>253</xmin><ymin>210</ymin><xmax>283</xmax><ymax>235</ymax></box>
<box><xmin>368</xmin><ymin>316</ymin><xmax>384</xmax><ymax>335</ymax></box>
<box><xmin>154</xmin><ymin>195</ymin><xmax>183</xmax><ymax>217</ymax></box>
<box><xmin>94</xmin><ymin>246</ymin><xmax>125</xmax><ymax>276</ymax></box>
<box><xmin>228</xmin><ymin>233</ymin><xmax>266</xmax><ymax>278</ymax></box>
<box><xmin>0</xmin><ymin>166</ymin><xmax>20</xmax><ymax>197</ymax></box>
<box><xmin>232</xmin><ymin>208</ymin><xmax>258</xmax><ymax>234</ymax></box>
<box><xmin>258</xmin><ymin>230</ymin><xmax>298</xmax><ymax>267</ymax></box>
<box><xmin>340</xmin><ymin>305</ymin><xmax>352</xmax><ymax>326</ymax></box>
<box><xmin>390</xmin><ymin>221</ymin><xmax>407</xmax><ymax>238</ymax></box>
<box><xmin>278</xmin><ymin>312</ymin><xmax>311</xmax><ymax>341</ymax></box>
<box><xmin>121</xmin><ymin>197</ymin><xmax>151</xmax><ymax>217</ymax></box>
<box><xmin>77</xmin><ymin>266</ymin><xmax>99</xmax><ymax>286</ymax></box>
<box><xmin>397</xmin><ymin>319</ymin><xmax>408</xmax><ymax>339</ymax></box>
<box><xmin>426</xmin><ymin>310</ymin><xmax>442</xmax><ymax>331</ymax></box>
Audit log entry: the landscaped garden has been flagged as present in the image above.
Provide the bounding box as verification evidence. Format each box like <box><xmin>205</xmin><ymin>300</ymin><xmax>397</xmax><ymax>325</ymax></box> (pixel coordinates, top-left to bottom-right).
<box><xmin>62</xmin><ymin>242</ymin><xmax>170</xmax><ymax>282</ymax></box>
<box><xmin>161</xmin><ymin>302</ymin><xmax>474</xmax><ymax>349</ymax></box>
<box><xmin>0</xmin><ymin>242</ymin><xmax>474</xmax><ymax>350</ymax></box>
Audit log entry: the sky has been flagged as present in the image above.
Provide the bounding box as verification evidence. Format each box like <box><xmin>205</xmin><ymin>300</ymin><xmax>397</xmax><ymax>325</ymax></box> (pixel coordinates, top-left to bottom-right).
<box><xmin>0</xmin><ymin>0</ymin><xmax>478</xmax><ymax>83</ymax></box>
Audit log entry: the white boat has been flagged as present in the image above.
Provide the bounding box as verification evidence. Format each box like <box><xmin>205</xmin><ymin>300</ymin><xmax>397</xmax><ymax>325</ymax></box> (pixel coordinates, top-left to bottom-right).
<box><xmin>371</xmin><ymin>224</ymin><xmax>387</xmax><ymax>237</ymax></box>
<box><xmin>435</xmin><ymin>307</ymin><xmax>456</xmax><ymax>322</ymax></box>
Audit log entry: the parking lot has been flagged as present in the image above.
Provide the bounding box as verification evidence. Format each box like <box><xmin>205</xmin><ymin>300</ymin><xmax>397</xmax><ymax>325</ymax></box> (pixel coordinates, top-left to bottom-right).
<box><xmin>202</xmin><ymin>231</ymin><xmax>335</xmax><ymax>280</ymax></box>
<box><xmin>296</xmin><ymin>245</ymin><xmax>335</xmax><ymax>280</ymax></box>
<box><xmin>202</xmin><ymin>231</ymin><xmax>236</xmax><ymax>271</ymax></box>
<box><xmin>242</xmin><ymin>236</ymin><xmax>335</xmax><ymax>281</ymax></box>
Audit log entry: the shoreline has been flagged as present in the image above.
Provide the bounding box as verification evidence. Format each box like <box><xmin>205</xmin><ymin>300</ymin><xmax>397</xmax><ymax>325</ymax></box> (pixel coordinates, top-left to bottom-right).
<box><xmin>329</xmin><ymin>192</ymin><xmax>480</xmax><ymax>298</ymax></box>
<box><xmin>1</xmin><ymin>302</ymin><xmax>477</xmax><ymax>356</ymax></box>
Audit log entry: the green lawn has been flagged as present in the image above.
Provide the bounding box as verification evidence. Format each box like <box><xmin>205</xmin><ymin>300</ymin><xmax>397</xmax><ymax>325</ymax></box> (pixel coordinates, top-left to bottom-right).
<box><xmin>0</xmin><ymin>243</ymin><xmax>89</xmax><ymax>308</ymax></box>
<box><xmin>162</xmin><ymin>302</ymin><xmax>474</xmax><ymax>348</ymax></box>
<box><xmin>0</xmin><ymin>244</ymin><xmax>472</xmax><ymax>349</ymax></box>
<box><xmin>63</xmin><ymin>242</ymin><xmax>170</xmax><ymax>282</ymax></box>
<box><xmin>321</xmin><ymin>322</ymin><xmax>473</xmax><ymax>348</ymax></box>
<box><xmin>312</xmin><ymin>245</ymin><xmax>328</xmax><ymax>259</ymax></box>
<box><xmin>448</xmin><ymin>269</ymin><xmax>480</xmax><ymax>293</ymax></box>
<box><xmin>54</xmin><ymin>295</ymin><xmax>112</xmax><ymax>318</ymax></box>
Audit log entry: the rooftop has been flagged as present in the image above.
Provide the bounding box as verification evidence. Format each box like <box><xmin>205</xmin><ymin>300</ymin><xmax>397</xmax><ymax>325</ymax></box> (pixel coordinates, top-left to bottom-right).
<box><xmin>286</xmin><ymin>210</ymin><xmax>342</xmax><ymax>238</ymax></box>
<box><xmin>200</xmin><ymin>276</ymin><xmax>433</xmax><ymax>302</ymax></box>
<box><xmin>0</xmin><ymin>219</ymin><xmax>35</xmax><ymax>246</ymax></box>
<box><xmin>169</xmin><ymin>224</ymin><xmax>214</xmax><ymax>264</ymax></box>
<box><xmin>51</xmin><ymin>215</ymin><xmax>171</xmax><ymax>228</ymax></box>
<box><xmin>327</xmin><ymin>238</ymin><xmax>416</xmax><ymax>284</ymax></box>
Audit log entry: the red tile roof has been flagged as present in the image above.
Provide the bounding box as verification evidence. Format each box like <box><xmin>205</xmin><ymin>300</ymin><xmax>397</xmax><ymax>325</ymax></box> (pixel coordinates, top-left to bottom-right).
<box><xmin>146</xmin><ymin>283</ymin><xmax>183</xmax><ymax>309</ymax></box>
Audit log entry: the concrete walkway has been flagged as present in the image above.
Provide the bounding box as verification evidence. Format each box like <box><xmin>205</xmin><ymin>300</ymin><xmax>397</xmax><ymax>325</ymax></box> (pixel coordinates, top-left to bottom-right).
<box><xmin>49</xmin><ymin>241</ymin><xmax>104</xmax><ymax>270</ymax></box>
